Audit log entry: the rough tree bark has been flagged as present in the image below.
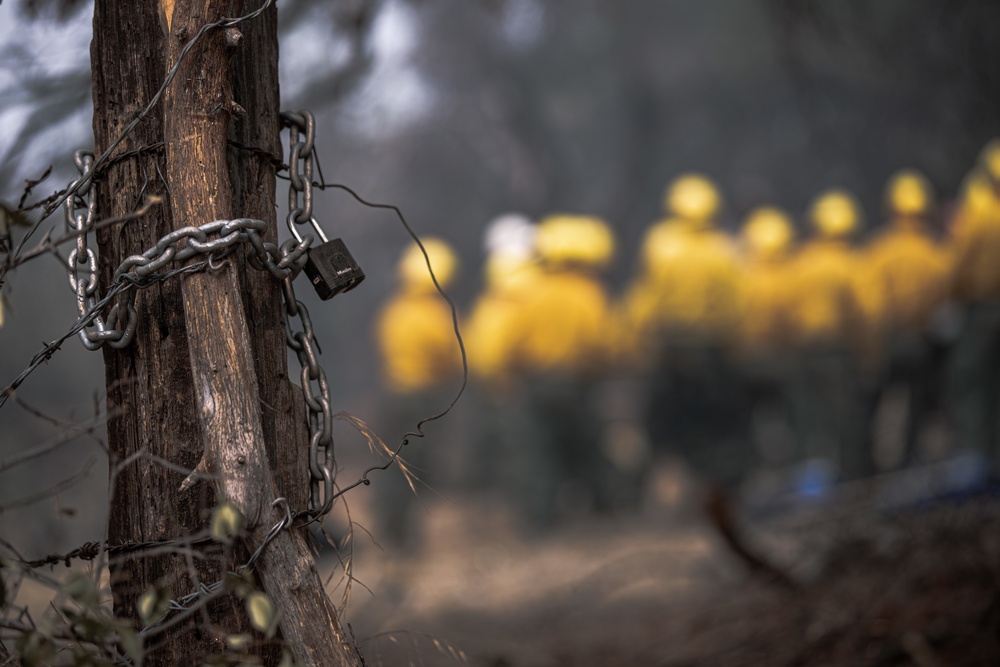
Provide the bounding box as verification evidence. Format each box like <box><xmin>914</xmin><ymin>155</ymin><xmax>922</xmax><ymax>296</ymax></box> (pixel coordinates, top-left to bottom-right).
<box><xmin>92</xmin><ymin>1</ymin><xmax>358</xmax><ymax>664</ymax></box>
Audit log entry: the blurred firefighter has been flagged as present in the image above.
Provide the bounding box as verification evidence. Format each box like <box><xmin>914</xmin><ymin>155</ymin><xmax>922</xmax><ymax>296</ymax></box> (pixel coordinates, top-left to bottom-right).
<box><xmin>864</xmin><ymin>169</ymin><xmax>950</xmax><ymax>468</ymax></box>
<box><xmin>374</xmin><ymin>238</ymin><xmax>463</xmax><ymax>547</ymax></box>
<box><xmin>621</xmin><ymin>174</ymin><xmax>746</xmax><ymax>492</ymax></box>
<box><xmin>736</xmin><ymin>207</ymin><xmax>798</xmax><ymax>470</ymax></box>
<box><xmin>786</xmin><ymin>190</ymin><xmax>876</xmax><ymax>482</ymax></box>
<box><xmin>463</xmin><ymin>213</ymin><xmax>539</xmax><ymax>505</ymax></box>
<box><xmin>497</xmin><ymin>213</ymin><xmax>616</xmax><ymax>527</ymax></box>
<box><xmin>948</xmin><ymin>140</ymin><xmax>1000</xmax><ymax>469</ymax></box>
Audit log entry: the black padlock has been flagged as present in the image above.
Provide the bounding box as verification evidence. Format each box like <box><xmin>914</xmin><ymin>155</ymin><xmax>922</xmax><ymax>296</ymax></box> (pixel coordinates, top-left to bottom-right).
<box><xmin>287</xmin><ymin>210</ymin><xmax>365</xmax><ymax>300</ymax></box>
<box><xmin>304</xmin><ymin>237</ymin><xmax>365</xmax><ymax>300</ymax></box>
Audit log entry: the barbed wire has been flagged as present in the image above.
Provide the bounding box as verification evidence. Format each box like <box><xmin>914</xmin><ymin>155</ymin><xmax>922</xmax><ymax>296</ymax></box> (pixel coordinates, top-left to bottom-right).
<box><xmin>137</xmin><ymin>498</ymin><xmax>295</xmax><ymax>636</ymax></box>
<box><xmin>15</xmin><ymin>535</ymin><xmax>216</xmax><ymax>570</ymax></box>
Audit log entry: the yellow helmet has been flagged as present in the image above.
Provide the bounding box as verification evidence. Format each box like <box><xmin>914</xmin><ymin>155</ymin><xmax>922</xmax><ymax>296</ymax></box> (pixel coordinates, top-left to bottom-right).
<box><xmin>664</xmin><ymin>174</ymin><xmax>721</xmax><ymax>224</ymax></box>
<box><xmin>885</xmin><ymin>169</ymin><xmax>933</xmax><ymax>217</ymax></box>
<box><xmin>978</xmin><ymin>138</ymin><xmax>1000</xmax><ymax>183</ymax></box>
<box><xmin>535</xmin><ymin>214</ymin><xmax>615</xmax><ymax>269</ymax></box>
<box><xmin>742</xmin><ymin>207</ymin><xmax>794</xmax><ymax>259</ymax></box>
<box><xmin>398</xmin><ymin>238</ymin><xmax>458</xmax><ymax>291</ymax></box>
<box><xmin>808</xmin><ymin>189</ymin><xmax>861</xmax><ymax>238</ymax></box>
<box><xmin>640</xmin><ymin>219</ymin><xmax>685</xmax><ymax>276</ymax></box>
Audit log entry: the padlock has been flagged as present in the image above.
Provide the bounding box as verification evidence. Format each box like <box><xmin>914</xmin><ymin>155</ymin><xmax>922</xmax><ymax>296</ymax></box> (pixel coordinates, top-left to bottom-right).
<box><xmin>304</xmin><ymin>237</ymin><xmax>365</xmax><ymax>300</ymax></box>
<box><xmin>288</xmin><ymin>212</ymin><xmax>365</xmax><ymax>300</ymax></box>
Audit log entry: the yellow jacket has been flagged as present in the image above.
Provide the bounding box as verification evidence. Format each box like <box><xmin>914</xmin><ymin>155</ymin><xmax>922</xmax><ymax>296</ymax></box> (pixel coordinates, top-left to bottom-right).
<box><xmin>621</xmin><ymin>221</ymin><xmax>741</xmax><ymax>351</ymax></box>
<box><xmin>375</xmin><ymin>289</ymin><xmax>461</xmax><ymax>395</ymax></box>
<box><xmin>864</xmin><ymin>218</ymin><xmax>949</xmax><ymax>334</ymax></box>
<box><xmin>786</xmin><ymin>239</ymin><xmax>871</xmax><ymax>349</ymax></box>
<box><xmin>738</xmin><ymin>256</ymin><xmax>797</xmax><ymax>357</ymax></box>
<box><xmin>950</xmin><ymin>188</ymin><xmax>1000</xmax><ymax>303</ymax></box>
<box><xmin>501</xmin><ymin>268</ymin><xmax>612</xmax><ymax>377</ymax></box>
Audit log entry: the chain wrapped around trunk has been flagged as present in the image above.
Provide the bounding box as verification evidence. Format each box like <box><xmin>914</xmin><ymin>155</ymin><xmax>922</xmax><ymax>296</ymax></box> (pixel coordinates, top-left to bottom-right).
<box><xmin>63</xmin><ymin>112</ymin><xmax>337</xmax><ymax>518</ymax></box>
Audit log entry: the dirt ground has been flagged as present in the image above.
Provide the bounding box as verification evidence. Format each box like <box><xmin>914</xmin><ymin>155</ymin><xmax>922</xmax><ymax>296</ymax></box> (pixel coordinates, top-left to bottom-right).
<box><xmin>5</xmin><ymin>465</ymin><xmax>998</xmax><ymax>666</ymax></box>
<box><xmin>333</xmin><ymin>475</ymin><xmax>1000</xmax><ymax>667</ymax></box>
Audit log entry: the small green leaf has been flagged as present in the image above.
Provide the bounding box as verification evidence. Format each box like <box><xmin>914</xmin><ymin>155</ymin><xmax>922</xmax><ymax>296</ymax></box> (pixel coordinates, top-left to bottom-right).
<box><xmin>225</xmin><ymin>633</ymin><xmax>252</xmax><ymax>650</ymax></box>
<box><xmin>211</xmin><ymin>502</ymin><xmax>244</xmax><ymax>541</ymax></box>
<box><xmin>137</xmin><ymin>588</ymin><xmax>156</xmax><ymax>624</ymax></box>
<box><xmin>245</xmin><ymin>591</ymin><xmax>279</xmax><ymax>637</ymax></box>
<box><xmin>137</xmin><ymin>586</ymin><xmax>171</xmax><ymax>626</ymax></box>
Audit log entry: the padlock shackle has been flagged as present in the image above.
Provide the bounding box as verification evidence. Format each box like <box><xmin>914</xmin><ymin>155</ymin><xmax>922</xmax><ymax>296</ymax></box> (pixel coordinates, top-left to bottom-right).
<box><xmin>287</xmin><ymin>210</ymin><xmax>329</xmax><ymax>245</ymax></box>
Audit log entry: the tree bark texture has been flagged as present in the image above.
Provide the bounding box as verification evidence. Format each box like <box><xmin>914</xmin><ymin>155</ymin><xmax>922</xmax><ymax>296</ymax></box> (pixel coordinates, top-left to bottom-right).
<box><xmin>92</xmin><ymin>1</ymin><xmax>357</xmax><ymax>664</ymax></box>
<box><xmin>91</xmin><ymin>2</ymin><xmax>229</xmax><ymax>662</ymax></box>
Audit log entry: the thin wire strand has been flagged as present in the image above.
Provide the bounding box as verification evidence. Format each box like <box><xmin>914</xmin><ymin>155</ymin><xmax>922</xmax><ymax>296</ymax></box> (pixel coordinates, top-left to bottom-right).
<box><xmin>302</xmin><ymin>177</ymin><xmax>469</xmax><ymax>502</ymax></box>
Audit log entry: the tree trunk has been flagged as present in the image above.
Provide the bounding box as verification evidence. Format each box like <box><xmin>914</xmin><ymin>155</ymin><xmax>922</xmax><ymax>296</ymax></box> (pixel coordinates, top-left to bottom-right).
<box><xmin>92</xmin><ymin>2</ymin><xmax>358</xmax><ymax>664</ymax></box>
<box><xmin>92</xmin><ymin>2</ymin><xmax>221</xmax><ymax>661</ymax></box>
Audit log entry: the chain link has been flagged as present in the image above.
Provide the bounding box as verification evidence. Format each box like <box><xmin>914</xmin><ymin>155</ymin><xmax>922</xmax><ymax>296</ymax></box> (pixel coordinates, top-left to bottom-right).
<box><xmin>63</xmin><ymin>112</ymin><xmax>338</xmax><ymax>516</ymax></box>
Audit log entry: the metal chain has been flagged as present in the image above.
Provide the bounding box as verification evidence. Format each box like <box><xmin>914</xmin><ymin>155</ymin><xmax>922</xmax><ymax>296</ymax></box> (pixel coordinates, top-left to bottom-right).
<box><xmin>65</xmin><ymin>215</ymin><xmax>311</xmax><ymax>347</ymax></box>
<box><xmin>65</xmin><ymin>150</ymin><xmax>137</xmax><ymax>350</ymax></box>
<box><xmin>281</xmin><ymin>109</ymin><xmax>335</xmax><ymax>515</ymax></box>
<box><xmin>281</xmin><ymin>276</ymin><xmax>334</xmax><ymax>515</ymax></box>
<box><xmin>281</xmin><ymin>109</ymin><xmax>329</xmax><ymax>244</ymax></box>
<box><xmin>62</xmin><ymin>141</ymin><xmax>316</xmax><ymax>348</ymax></box>
<box><xmin>62</xmin><ymin>113</ymin><xmax>338</xmax><ymax>517</ymax></box>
